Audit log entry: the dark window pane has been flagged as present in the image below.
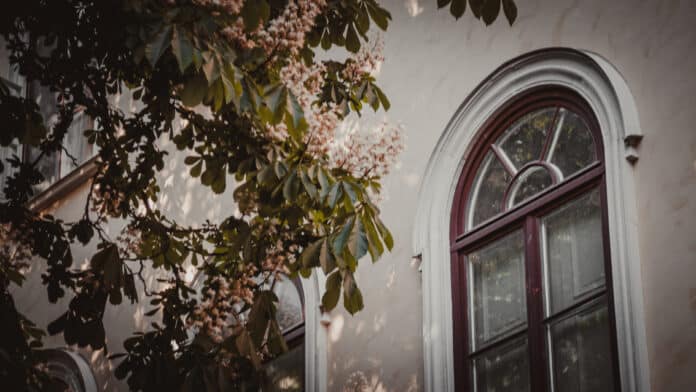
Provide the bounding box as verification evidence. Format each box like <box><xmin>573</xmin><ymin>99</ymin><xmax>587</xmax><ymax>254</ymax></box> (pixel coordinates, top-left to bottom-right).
<box><xmin>548</xmin><ymin>110</ymin><xmax>597</xmax><ymax>178</ymax></box>
<box><xmin>468</xmin><ymin>152</ymin><xmax>512</xmax><ymax>228</ymax></box>
<box><xmin>468</xmin><ymin>230</ymin><xmax>526</xmax><ymax>349</ymax></box>
<box><xmin>499</xmin><ymin>108</ymin><xmax>556</xmax><ymax>170</ymax></box>
<box><xmin>547</xmin><ymin>299</ymin><xmax>614</xmax><ymax>392</ymax></box>
<box><xmin>274</xmin><ymin>277</ymin><xmax>303</xmax><ymax>331</ymax></box>
<box><xmin>473</xmin><ymin>336</ymin><xmax>530</xmax><ymax>392</ymax></box>
<box><xmin>261</xmin><ymin>343</ymin><xmax>304</xmax><ymax>392</ymax></box>
<box><xmin>509</xmin><ymin>166</ymin><xmax>554</xmax><ymax>207</ymax></box>
<box><xmin>27</xmin><ymin>146</ymin><xmax>60</xmax><ymax>194</ymax></box>
<box><xmin>541</xmin><ymin>190</ymin><xmax>605</xmax><ymax>316</ymax></box>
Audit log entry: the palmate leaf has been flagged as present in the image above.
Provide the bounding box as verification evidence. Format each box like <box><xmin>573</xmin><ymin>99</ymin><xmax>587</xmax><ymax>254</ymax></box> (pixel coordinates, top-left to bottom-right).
<box><xmin>342</xmin><ymin>272</ymin><xmax>364</xmax><ymax>315</ymax></box>
<box><xmin>481</xmin><ymin>0</ymin><xmax>501</xmax><ymax>25</ymax></box>
<box><xmin>171</xmin><ymin>26</ymin><xmax>193</xmax><ymax>73</ymax></box>
<box><xmin>321</xmin><ymin>271</ymin><xmax>342</xmax><ymax>311</ymax></box>
<box><xmin>502</xmin><ymin>0</ymin><xmax>518</xmax><ymax>25</ymax></box>
<box><xmin>347</xmin><ymin>217</ymin><xmax>368</xmax><ymax>261</ymax></box>
<box><xmin>450</xmin><ymin>0</ymin><xmax>466</xmax><ymax>19</ymax></box>
<box><xmin>300</xmin><ymin>238</ymin><xmax>323</xmax><ymax>269</ymax></box>
<box><xmin>145</xmin><ymin>25</ymin><xmax>172</xmax><ymax>67</ymax></box>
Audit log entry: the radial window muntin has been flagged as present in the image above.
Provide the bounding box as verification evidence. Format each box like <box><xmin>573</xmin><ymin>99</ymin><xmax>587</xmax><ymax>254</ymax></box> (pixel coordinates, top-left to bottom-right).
<box><xmin>463</xmin><ymin>96</ymin><xmax>600</xmax><ymax>232</ymax></box>
<box><xmin>450</xmin><ymin>87</ymin><xmax>620</xmax><ymax>392</ymax></box>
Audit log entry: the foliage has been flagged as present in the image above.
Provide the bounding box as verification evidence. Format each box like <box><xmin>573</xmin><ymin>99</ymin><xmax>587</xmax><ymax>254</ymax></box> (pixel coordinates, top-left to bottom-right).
<box><xmin>0</xmin><ymin>0</ymin><xmax>514</xmax><ymax>390</ymax></box>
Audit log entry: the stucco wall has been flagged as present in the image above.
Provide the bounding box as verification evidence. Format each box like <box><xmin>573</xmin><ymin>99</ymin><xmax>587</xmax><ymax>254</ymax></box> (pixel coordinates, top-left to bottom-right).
<box><xmin>327</xmin><ymin>1</ymin><xmax>696</xmax><ymax>391</ymax></box>
<box><xmin>5</xmin><ymin>0</ymin><xmax>696</xmax><ymax>391</ymax></box>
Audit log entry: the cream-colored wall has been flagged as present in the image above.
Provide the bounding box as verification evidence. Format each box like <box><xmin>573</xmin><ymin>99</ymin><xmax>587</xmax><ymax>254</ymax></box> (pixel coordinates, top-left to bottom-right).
<box><xmin>327</xmin><ymin>1</ymin><xmax>696</xmax><ymax>391</ymax></box>
<box><xmin>5</xmin><ymin>0</ymin><xmax>696</xmax><ymax>391</ymax></box>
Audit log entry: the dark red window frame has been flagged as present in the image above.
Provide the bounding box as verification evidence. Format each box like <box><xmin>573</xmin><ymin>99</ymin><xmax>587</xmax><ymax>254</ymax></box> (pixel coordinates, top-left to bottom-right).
<box><xmin>449</xmin><ymin>86</ymin><xmax>621</xmax><ymax>392</ymax></box>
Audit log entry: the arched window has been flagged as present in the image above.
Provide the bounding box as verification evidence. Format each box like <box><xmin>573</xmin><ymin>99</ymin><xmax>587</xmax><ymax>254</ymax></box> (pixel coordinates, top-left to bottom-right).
<box><xmin>37</xmin><ymin>349</ymin><xmax>98</xmax><ymax>392</ymax></box>
<box><xmin>261</xmin><ymin>276</ymin><xmax>305</xmax><ymax>392</ymax></box>
<box><xmin>450</xmin><ymin>87</ymin><xmax>620</xmax><ymax>392</ymax></box>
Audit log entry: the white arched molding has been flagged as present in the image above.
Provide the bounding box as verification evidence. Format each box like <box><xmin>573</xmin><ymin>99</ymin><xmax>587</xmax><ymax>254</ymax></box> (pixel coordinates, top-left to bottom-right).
<box><xmin>301</xmin><ymin>272</ymin><xmax>328</xmax><ymax>392</ymax></box>
<box><xmin>412</xmin><ymin>48</ymin><xmax>649</xmax><ymax>392</ymax></box>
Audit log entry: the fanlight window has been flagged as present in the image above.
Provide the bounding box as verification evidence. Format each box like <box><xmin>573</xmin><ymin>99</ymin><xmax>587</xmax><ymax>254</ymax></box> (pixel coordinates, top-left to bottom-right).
<box><xmin>466</xmin><ymin>107</ymin><xmax>598</xmax><ymax>230</ymax></box>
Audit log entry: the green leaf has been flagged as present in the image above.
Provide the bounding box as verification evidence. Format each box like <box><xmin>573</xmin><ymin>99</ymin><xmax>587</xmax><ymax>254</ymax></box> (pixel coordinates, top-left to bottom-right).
<box><xmin>347</xmin><ymin>217</ymin><xmax>368</xmax><ymax>261</ymax></box>
<box><xmin>171</xmin><ymin>26</ymin><xmax>193</xmax><ymax>73</ymax></box>
<box><xmin>274</xmin><ymin>161</ymin><xmax>288</xmax><ymax>179</ymax></box>
<box><xmin>372</xmin><ymin>84</ymin><xmax>391</xmax><ymax>111</ymax></box>
<box><xmin>145</xmin><ymin>26</ymin><xmax>172</xmax><ymax>67</ymax></box>
<box><xmin>450</xmin><ymin>0</ymin><xmax>467</xmax><ymax>19</ymax></box>
<box><xmin>320</xmin><ymin>238</ymin><xmax>336</xmax><ymax>274</ymax></box>
<box><xmin>362</xmin><ymin>213</ymin><xmax>384</xmax><ymax>262</ymax></box>
<box><xmin>318</xmin><ymin>167</ymin><xmax>331</xmax><ymax>197</ymax></box>
<box><xmin>282</xmin><ymin>170</ymin><xmax>300</xmax><ymax>201</ymax></box>
<box><xmin>300</xmin><ymin>168</ymin><xmax>318</xmax><ymax>199</ymax></box>
<box><xmin>91</xmin><ymin>244</ymin><xmax>122</xmax><ymax>290</ymax></box>
<box><xmin>211</xmin><ymin>173</ymin><xmax>226</xmax><ymax>194</ymax></box>
<box><xmin>300</xmin><ymin>238</ymin><xmax>323</xmax><ymax>268</ymax></box>
<box><xmin>180</xmin><ymin>73</ymin><xmax>208</xmax><ymax>107</ymax></box>
<box><xmin>502</xmin><ymin>0</ymin><xmax>517</xmax><ymax>25</ymax></box>
<box><xmin>481</xmin><ymin>0</ymin><xmax>501</xmax><ymax>25</ymax></box>
<box><xmin>438</xmin><ymin>0</ymin><xmax>452</xmax><ymax>8</ymax></box>
<box><xmin>366</xmin><ymin>3</ymin><xmax>391</xmax><ymax>30</ymax></box>
<box><xmin>241</xmin><ymin>0</ymin><xmax>270</xmax><ymax>31</ymax></box>
<box><xmin>257</xmin><ymin>164</ymin><xmax>276</xmax><ymax>185</ymax></box>
<box><xmin>375</xmin><ymin>217</ymin><xmax>394</xmax><ymax>250</ymax></box>
<box><xmin>264</xmin><ymin>84</ymin><xmax>288</xmax><ymax>124</ymax></box>
<box><xmin>342</xmin><ymin>273</ymin><xmax>364</xmax><ymax>315</ymax></box>
<box><xmin>333</xmin><ymin>217</ymin><xmax>354</xmax><ymax>255</ymax></box>
<box><xmin>469</xmin><ymin>0</ymin><xmax>483</xmax><ymax>17</ymax></box>
<box><xmin>189</xmin><ymin>160</ymin><xmax>202</xmax><ymax>177</ymax></box>
<box><xmin>321</xmin><ymin>271</ymin><xmax>342</xmax><ymax>311</ymax></box>
<box><xmin>327</xmin><ymin>182</ymin><xmax>343</xmax><ymax>208</ymax></box>
<box><xmin>184</xmin><ymin>156</ymin><xmax>199</xmax><ymax>165</ymax></box>
<box><xmin>345</xmin><ymin>24</ymin><xmax>360</xmax><ymax>53</ymax></box>
<box><xmin>355</xmin><ymin>7</ymin><xmax>370</xmax><ymax>35</ymax></box>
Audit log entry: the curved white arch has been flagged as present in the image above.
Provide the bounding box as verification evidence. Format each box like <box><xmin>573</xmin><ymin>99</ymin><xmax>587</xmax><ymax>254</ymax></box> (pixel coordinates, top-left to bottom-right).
<box><xmin>412</xmin><ymin>48</ymin><xmax>649</xmax><ymax>392</ymax></box>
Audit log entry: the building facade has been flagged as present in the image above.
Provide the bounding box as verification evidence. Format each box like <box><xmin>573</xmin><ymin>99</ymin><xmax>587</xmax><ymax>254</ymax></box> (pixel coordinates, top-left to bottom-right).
<box><xmin>3</xmin><ymin>0</ymin><xmax>696</xmax><ymax>391</ymax></box>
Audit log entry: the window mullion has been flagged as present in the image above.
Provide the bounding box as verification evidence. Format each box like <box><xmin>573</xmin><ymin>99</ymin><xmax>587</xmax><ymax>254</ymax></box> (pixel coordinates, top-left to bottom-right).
<box><xmin>523</xmin><ymin>215</ymin><xmax>548</xmax><ymax>392</ymax></box>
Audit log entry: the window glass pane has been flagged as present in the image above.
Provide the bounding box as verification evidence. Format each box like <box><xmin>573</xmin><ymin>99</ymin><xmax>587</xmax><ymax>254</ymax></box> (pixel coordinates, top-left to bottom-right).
<box><xmin>0</xmin><ymin>142</ymin><xmax>22</xmax><ymax>199</ymax></box>
<box><xmin>468</xmin><ymin>152</ymin><xmax>512</xmax><ymax>228</ymax></box>
<box><xmin>547</xmin><ymin>298</ymin><xmax>614</xmax><ymax>392</ymax></box>
<box><xmin>27</xmin><ymin>147</ymin><xmax>60</xmax><ymax>194</ymax></box>
<box><xmin>468</xmin><ymin>230</ymin><xmax>526</xmax><ymax>349</ymax></box>
<box><xmin>541</xmin><ymin>190</ymin><xmax>605</xmax><ymax>316</ymax></box>
<box><xmin>61</xmin><ymin>111</ymin><xmax>93</xmax><ymax>175</ymax></box>
<box><xmin>473</xmin><ymin>336</ymin><xmax>530</xmax><ymax>392</ymax></box>
<box><xmin>548</xmin><ymin>110</ymin><xmax>597</xmax><ymax>177</ymax></box>
<box><xmin>498</xmin><ymin>108</ymin><xmax>556</xmax><ymax>170</ymax></box>
<box><xmin>273</xmin><ymin>277</ymin><xmax>303</xmax><ymax>331</ymax></box>
<box><xmin>261</xmin><ymin>342</ymin><xmax>304</xmax><ymax>392</ymax></box>
<box><xmin>509</xmin><ymin>166</ymin><xmax>554</xmax><ymax>207</ymax></box>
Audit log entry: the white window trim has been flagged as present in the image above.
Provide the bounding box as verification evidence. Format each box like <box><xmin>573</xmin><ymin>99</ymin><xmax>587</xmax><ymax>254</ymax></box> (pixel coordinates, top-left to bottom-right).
<box><xmin>301</xmin><ymin>272</ymin><xmax>329</xmax><ymax>392</ymax></box>
<box><xmin>412</xmin><ymin>48</ymin><xmax>649</xmax><ymax>392</ymax></box>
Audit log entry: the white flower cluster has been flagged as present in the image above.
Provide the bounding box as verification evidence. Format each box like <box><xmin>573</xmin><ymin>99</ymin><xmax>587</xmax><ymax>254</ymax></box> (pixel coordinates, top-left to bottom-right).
<box><xmin>90</xmin><ymin>183</ymin><xmax>125</xmax><ymax>222</ymax></box>
<box><xmin>342</xmin><ymin>39</ymin><xmax>385</xmax><ymax>83</ymax></box>
<box><xmin>219</xmin><ymin>0</ymin><xmax>326</xmax><ymax>56</ymax></box>
<box><xmin>343</xmin><ymin>370</ymin><xmax>370</xmax><ymax>392</ymax></box>
<box><xmin>192</xmin><ymin>0</ymin><xmax>244</xmax><ymax>14</ymax></box>
<box><xmin>329</xmin><ymin>119</ymin><xmax>404</xmax><ymax>178</ymax></box>
<box><xmin>187</xmin><ymin>272</ymin><xmax>256</xmax><ymax>343</ymax></box>
<box><xmin>116</xmin><ymin>224</ymin><xmax>142</xmax><ymax>260</ymax></box>
<box><xmin>257</xmin><ymin>0</ymin><xmax>326</xmax><ymax>56</ymax></box>
<box><xmin>0</xmin><ymin>223</ymin><xmax>32</xmax><ymax>276</ymax></box>
<box><xmin>275</xmin><ymin>39</ymin><xmax>404</xmax><ymax>180</ymax></box>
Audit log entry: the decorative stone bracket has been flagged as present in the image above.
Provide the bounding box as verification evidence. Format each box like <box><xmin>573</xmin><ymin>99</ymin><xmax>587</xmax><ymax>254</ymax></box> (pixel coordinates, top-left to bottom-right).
<box><xmin>624</xmin><ymin>134</ymin><xmax>644</xmax><ymax>164</ymax></box>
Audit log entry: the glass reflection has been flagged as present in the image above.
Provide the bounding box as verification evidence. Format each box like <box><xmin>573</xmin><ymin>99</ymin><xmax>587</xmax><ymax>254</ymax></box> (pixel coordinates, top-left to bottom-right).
<box><xmin>468</xmin><ymin>230</ymin><xmax>526</xmax><ymax>349</ymax></box>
